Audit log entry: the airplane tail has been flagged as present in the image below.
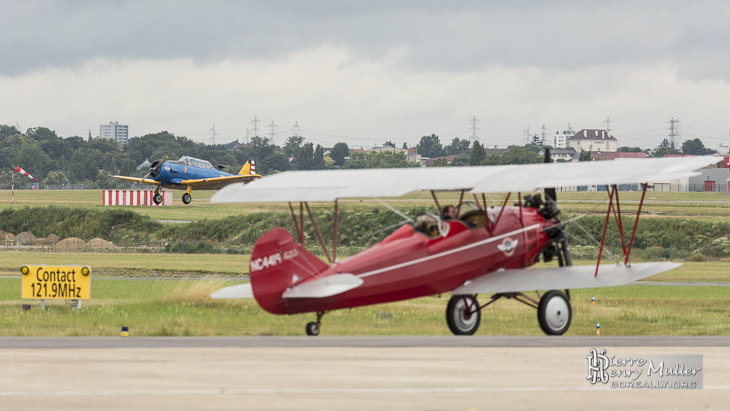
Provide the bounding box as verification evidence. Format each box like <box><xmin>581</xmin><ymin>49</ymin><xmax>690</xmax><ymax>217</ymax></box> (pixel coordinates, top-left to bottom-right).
<box><xmin>249</xmin><ymin>228</ymin><xmax>330</xmax><ymax>314</ymax></box>
<box><xmin>238</xmin><ymin>158</ymin><xmax>256</xmax><ymax>175</ymax></box>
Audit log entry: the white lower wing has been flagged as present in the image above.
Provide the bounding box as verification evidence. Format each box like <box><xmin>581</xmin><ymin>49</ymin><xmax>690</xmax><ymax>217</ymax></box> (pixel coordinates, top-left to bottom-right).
<box><xmin>210</xmin><ymin>283</ymin><xmax>253</xmax><ymax>299</ymax></box>
<box><xmin>451</xmin><ymin>262</ymin><xmax>681</xmax><ymax>295</ymax></box>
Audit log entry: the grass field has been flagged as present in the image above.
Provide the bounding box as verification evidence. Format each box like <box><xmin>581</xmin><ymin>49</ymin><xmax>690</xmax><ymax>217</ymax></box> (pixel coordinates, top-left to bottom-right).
<box><xmin>0</xmin><ymin>189</ymin><xmax>728</xmax><ymax>337</ymax></box>
<box><xmin>0</xmin><ymin>276</ymin><xmax>728</xmax><ymax>337</ymax></box>
<box><xmin>2</xmin><ymin>189</ymin><xmax>730</xmax><ymax>221</ymax></box>
<box><xmin>0</xmin><ymin>262</ymin><xmax>727</xmax><ymax>336</ymax></box>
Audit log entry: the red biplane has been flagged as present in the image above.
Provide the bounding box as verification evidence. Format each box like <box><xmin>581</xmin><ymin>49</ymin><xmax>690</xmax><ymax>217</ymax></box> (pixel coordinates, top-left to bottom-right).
<box><xmin>210</xmin><ymin>154</ymin><xmax>719</xmax><ymax>336</ymax></box>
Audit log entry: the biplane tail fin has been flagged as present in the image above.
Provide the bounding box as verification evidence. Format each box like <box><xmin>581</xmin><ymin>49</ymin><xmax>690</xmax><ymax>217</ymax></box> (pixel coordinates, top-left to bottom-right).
<box><xmin>248</xmin><ymin>228</ymin><xmax>330</xmax><ymax>314</ymax></box>
<box><xmin>238</xmin><ymin>158</ymin><xmax>256</xmax><ymax>175</ymax></box>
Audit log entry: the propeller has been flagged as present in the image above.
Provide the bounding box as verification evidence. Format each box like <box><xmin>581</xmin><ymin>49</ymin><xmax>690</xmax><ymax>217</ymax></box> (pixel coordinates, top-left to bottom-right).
<box><xmin>537</xmin><ymin>148</ymin><xmax>560</xmax><ymax>220</ymax></box>
<box><xmin>543</xmin><ymin>147</ymin><xmax>556</xmax><ymax>204</ymax></box>
<box><xmin>539</xmin><ymin>147</ymin><xmax>572</xmax><ymax>269</ymax></box>
<box><xmin>145</xmin><ymin>159</ymin><xmax>164</xmax><ymax>180</ymax></box>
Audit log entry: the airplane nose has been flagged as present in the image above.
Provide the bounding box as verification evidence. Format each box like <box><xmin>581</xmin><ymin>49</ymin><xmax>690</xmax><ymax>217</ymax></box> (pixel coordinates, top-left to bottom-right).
<box><xmin>150</xmin><ymin>159</ymin><xmax>164</xmax><ymax>178</ymax></box>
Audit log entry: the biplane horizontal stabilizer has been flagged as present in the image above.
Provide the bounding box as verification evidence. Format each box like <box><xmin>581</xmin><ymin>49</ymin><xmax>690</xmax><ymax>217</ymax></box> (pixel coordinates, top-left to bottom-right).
<box><xmin>210</xmin><ymin>283</ymin><xmax>253</xmax><ymax>299</ymax></box>
<box><xmin>451</xmin><ymin>262</ymin><xmax>681</xmax><ymax>295</ymax></box>
<box><xmin>282</xmin><ymin>274</ymin><xmax>364</xmax><ymax>299</ymax></box>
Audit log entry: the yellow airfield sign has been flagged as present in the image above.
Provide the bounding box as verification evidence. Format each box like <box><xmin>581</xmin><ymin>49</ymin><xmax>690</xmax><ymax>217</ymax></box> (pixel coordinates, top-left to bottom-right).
<box><xmin>21</xmin><ymin>266</ymin><xmax>91</xmax><ymax>300</ymax></box>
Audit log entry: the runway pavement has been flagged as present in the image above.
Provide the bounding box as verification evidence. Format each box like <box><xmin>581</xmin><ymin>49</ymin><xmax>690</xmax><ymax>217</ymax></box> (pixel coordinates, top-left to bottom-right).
<box><xmin>1</xmin><ymin>336</ymin><xmax>729</xmax><ymax>410</ymax></box>
<box><xmin>1</xmin><ymin>335</ymin><xmax>730</xmax><ymax>349</ymax></box>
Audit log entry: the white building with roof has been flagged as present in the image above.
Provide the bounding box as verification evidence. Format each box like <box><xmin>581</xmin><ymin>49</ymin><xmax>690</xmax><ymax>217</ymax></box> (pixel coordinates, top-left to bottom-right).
<box><xmin>569</xmin><ymin>129</ymin><xmax>617</xmax><ymax>152</ymax></box>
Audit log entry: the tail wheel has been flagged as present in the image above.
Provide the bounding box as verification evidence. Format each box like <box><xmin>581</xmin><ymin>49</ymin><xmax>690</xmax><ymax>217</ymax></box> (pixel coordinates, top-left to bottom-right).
<box><xmin>446</xmin><ymin>295</ymin><xmax>481</xmax><ymax>335</ymax></box>
<box><xmin>153</xmin><ymin>193</ymin><xmax>162</xmax><ymax>205</ymax></box>
<box><xmin>182</xmin><ymin>193</ymin><xmax>192</xmax><ymax>204</ymax></box>
<box><xmin>305</xmin><ymin>321</ymin><xmax>320</xmax><ymax>336</ymax></box>
<box><xmin>537</xmin><ymin>290</ymin><xmax>572</xmax><ymax>335</ymax></box>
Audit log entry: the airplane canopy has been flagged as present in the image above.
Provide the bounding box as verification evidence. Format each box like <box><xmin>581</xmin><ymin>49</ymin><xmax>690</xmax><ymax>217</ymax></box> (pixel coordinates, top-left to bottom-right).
<box><xmin>211</xmin><ymin>155</ymin><xmax>721</xmax><ymax>204</ymax></box>
<box><xmin>173</xmin><ymin>156</ymin><xmax>215</xmax><ymax>171</ymax></box>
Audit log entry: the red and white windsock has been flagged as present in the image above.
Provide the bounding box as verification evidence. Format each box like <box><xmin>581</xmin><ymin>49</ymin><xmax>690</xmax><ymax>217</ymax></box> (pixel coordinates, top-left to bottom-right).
<box><xmin>13</xmin><ymin>166</ymin><xmax>37</xmax><ymax>181</ymax></box>
<box><xmin>250</xmin><ymin>159</ymin><xmax>256</xmax><ymax>174</ymax></box>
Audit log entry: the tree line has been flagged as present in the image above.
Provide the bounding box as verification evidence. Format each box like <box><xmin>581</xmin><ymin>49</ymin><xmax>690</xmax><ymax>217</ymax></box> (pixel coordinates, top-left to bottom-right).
<box><xmin>1</xmin><ymin>123</ymin><xmax>719</xmax><ymax>189</ymax></box>
<box><xmin>0</xmin><ymin>125</ymin><xmax>350</xmax><ymax>189</ymax></box>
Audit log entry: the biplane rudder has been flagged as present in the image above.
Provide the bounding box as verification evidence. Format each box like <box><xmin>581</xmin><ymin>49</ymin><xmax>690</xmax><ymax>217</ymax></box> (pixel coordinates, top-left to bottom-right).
<box><xmin>249</xmin><ymin>228</ymin><xmax>330</xmax><ymax>314</ymax></box>
<box><xmin>238</xmin><ymin>158</ymin><xmax>256</xmax><ymax>175</ymax></box>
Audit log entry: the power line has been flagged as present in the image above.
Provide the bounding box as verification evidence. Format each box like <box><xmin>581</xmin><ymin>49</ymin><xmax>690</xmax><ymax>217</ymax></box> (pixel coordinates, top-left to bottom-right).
<box><xmin>250</xmin><ymin>116</ymin><xmax>260</xmax><ymax>137</ymax></box>
<box><xmin>208</xmin><ymin>124</ymin><xmax>218</xmax><ymax>145</ymax></box>
<box><xmin>540</xmin><ymin>124</ymin><xmax>547</xmax><ymax>145</ymax></box>
<box><xmin>668</xmin><ymin>117</ymin><xmax>681</xmax><ymax>148</ymax></box>
<box><xmin>268</xmin><ymin>121</ymin><xmax>278</xmax><ymax>144</ymax></box>
<box><xmin>291</xmin><ymin>121</ymin><xmax>301</xmax><ymax>137</ymax></box>
<box><xmin>469</xmin><ymin>115</ymin><xmax>480</xmax><ymax>143</ymax></box>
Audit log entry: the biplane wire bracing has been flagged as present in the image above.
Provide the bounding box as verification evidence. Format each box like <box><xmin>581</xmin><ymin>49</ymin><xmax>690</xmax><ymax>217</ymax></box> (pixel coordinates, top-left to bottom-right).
<box><xmin>210</xmin><ymin>154</ymin><xmax>720</xmax><ymax>336</ymax></box>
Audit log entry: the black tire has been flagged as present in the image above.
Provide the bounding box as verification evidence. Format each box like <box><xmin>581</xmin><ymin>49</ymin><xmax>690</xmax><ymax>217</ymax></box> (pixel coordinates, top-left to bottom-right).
<box><xmin>305</xmin><ymin>321</ymin><xmax>320</xmax><ymax>336</ymax></box>
<box><xmin>153</xmin><ymin>193</ymin><xmax>162</xmax><ymax>205</ymax></box>
<box><xmin>537</xmin><ymin>290</ymin><xmax>572</xmax><ymax>335</ymax></box>
<box><xmin>182</xmin><ymin>193</ymin><xmax>192</xmax><ymax>204</ymax></box>
<box><xmin>446</xmin><ymin>295</ymin><xmax>481</xmax><ymax>335</ymax></box>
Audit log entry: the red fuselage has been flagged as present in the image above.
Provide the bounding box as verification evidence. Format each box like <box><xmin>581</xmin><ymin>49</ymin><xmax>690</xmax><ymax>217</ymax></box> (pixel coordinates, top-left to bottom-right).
<box><xmin>251</xmin><ymin>207</ymin><xmax>555</xmax><ymax>315</ymax></box>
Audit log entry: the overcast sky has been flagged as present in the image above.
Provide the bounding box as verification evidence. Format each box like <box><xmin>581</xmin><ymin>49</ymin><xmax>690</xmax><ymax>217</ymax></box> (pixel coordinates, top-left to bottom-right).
<box><xmin>2</xmin><ymin>0</ymin><xmax>730</xmax><ymax>150</ymax></box>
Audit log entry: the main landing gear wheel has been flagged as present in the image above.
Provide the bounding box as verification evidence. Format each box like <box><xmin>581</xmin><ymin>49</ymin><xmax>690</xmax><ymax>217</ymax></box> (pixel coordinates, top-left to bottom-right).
<box><xmin>446</xmin><ymin>295</ymin><xmax>481</xmax><ymax>335</ymax></box>
<box><xmin>305</xmin><ymin>321</ymin><xmax>320</xmax><ymax>336</ymax></box>
<box><xmin>306</xmin><ymin>312</ymin><xmax>325</xmax><ymax>336</ymax></box>
<box><xmin>153</xmin><ymin>193</ymin><xmax>162</xmax><ymax>205</ymax></box>
<box><xmin>537</xmin><ymin>290</ymin><xmax>572</xmax><ymax>335</ymax></box>
<box><xmin>182</xmin><ymin>193</ymin><xmax>192</xmax><ymax>204</ymax></box>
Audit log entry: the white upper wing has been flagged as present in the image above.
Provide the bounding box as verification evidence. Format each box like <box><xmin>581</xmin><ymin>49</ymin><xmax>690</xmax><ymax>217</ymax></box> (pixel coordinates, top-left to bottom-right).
<box><xmin>211</xmin><ymin>156</ymin><xmax>721</xmax><ymax>203</ymax></box>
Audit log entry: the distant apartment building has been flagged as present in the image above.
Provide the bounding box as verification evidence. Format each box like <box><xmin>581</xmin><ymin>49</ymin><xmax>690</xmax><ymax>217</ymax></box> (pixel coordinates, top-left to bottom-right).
<box><xmin>553</xmin><ymin>130</ymin><xmax>572</xmax><ymax>149</ymax></box>
<box><xmin>100</xmin><ymin>121</ymin><xmax>129</xmax><ymax>144</ymax></box>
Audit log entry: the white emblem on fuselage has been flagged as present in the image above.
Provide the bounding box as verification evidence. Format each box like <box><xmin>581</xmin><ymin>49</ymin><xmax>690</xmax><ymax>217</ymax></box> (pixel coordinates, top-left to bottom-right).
<box><xmin>497</xmin><ymin>238</ymin><xmax>519</xmax><ymax>256</ymax></box>
<box><xmin>250</xmin><ymin>253</ymin><xmax>283</xmax><ymax>272</ymax></box>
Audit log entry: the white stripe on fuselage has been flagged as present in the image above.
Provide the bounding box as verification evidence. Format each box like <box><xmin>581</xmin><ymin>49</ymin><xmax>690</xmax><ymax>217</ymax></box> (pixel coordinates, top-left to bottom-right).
<box><xmin>357</xmin><ymin>224</ymin><xmax>541</xmax><ymax>279</ymax></box>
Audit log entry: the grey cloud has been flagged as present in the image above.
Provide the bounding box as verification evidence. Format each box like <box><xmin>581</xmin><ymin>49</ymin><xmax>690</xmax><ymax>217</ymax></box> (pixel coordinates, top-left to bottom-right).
<box><xmin>2</xmin><ymin>0</ymin><xmax>730</xmax><ymax>80</ymax></box>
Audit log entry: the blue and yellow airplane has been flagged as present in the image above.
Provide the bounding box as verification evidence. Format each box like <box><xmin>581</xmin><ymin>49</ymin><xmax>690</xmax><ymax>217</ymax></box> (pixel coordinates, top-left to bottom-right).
<box><xmin>113</xmin><ymin>156</ymin><xmax>262</xmax><ymax>204</ymax></box>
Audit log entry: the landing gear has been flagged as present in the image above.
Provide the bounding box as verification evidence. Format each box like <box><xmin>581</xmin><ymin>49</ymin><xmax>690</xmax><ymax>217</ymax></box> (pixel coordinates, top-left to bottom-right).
<box><xmin>153</xmin><ymin>193</ymin><xmax>162</xmax><ymax>205</ymax></box>
<box><xmin>446</xmin><ymin>295</ymin><xmax>481</xmax><ymax>335</ymax></box>
<box><xmin>536</xmin><ymin>229</ymin><xmax>573</xmax><ymax>335</ymax></box>
<box><xmin>182</xmin><ymin>193</ymin><xmax>192</xmax><ymax>204</ymax></box>
<box><xmin>537</xmin><ymin>290</ymin><xmax>572</xmax><ymax>335</ymax></box>
<box><xmin>305</xmin><ymin>311</ymin><xmax>326</xmax><ymax>336</ymax></box>
<box><xmin>305</xmin><ymin>322</ymin><xmax>320</xmax><ymax>336</ymax></box>
<box><xmin>443</xmin><ymin>290</ymin><xmax>572</xmax><ymax>336</ymax></box>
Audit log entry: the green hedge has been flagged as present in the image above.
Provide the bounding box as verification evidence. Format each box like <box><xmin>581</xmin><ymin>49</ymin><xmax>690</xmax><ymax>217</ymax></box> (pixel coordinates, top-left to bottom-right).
<box><xmin>0</xmin><ymin>206</ymin><xmax>727</xmax><ymax>259</ymax></box>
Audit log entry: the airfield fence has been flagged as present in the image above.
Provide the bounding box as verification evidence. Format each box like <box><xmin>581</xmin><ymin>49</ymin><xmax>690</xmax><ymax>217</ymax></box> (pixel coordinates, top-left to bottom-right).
<box><xmin>44</xmin><ymin>184</ymin><xmax>87</xmax><ymax>190</ymax></box>
<box><xmin>1</xmin><ymin>233</ymin><xmax>728</xmax><ymax>262</ymax></box>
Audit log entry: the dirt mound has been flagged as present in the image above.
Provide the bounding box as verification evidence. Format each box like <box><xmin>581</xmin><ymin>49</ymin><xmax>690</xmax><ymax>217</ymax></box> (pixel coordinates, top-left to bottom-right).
<box><xmin>88</xmin><ymin>238</ymin><xmax>119</xmax><ymax>251</ymax></box>
<box><xmin>14</xmin><ymin>231</ymin><xmax>36</xmax><ymax>244</ymax></box>
<box><xmin>45</xmin><ymin>234</ymin><xmax>60</xmax><ymax>244</ymax></box>
<box><xmin>53</xmin><ymin>238</ymin><xmax>88</xmax><ymax>252</ymax></box>
<box><xmin>0</xmin><ymin>230</ymin><xmax>10</xmax><ymax>241</ymax></box>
